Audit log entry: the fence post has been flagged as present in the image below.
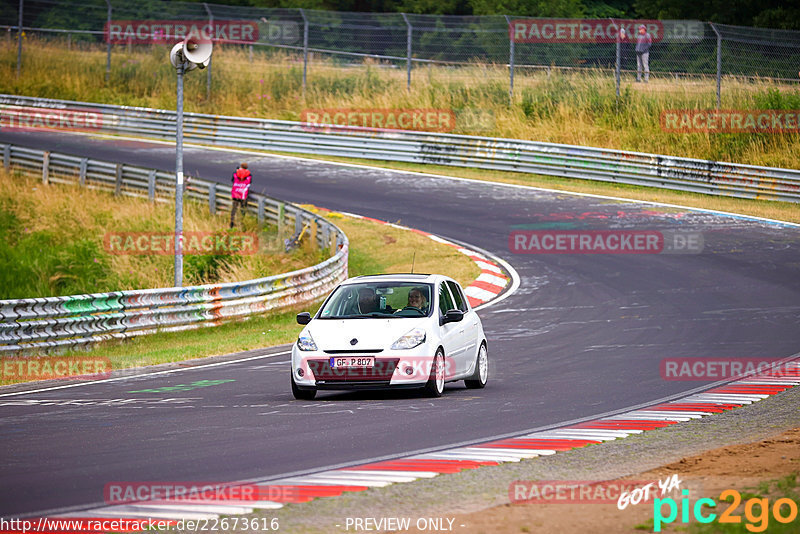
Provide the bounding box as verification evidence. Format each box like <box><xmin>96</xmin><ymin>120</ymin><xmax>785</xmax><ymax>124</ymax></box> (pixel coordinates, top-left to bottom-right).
<box><xmin>257</xmin><ymin>196</ymin><xmax>265</xmax><ymax>224</ymax></box>
<box><xmin>710</xmin><ymin>22</ymin><xmax>722</xmax><ymax>109</ymax></box>
<box><xmin>16</xmin><ymin>0</ymin><xmax>23</xmax><ymax>79</ymax></box>
<box><xmin>41</xmin><ymin>151</ymin><xmax>50</xmax><ymax>184</ymax></box>
<box><xmin>401</xmin><ymin>13</ymin><xmax>412</xmax><ymax>91</ymax></box>
<box><xmin>3</xmin><ymin>145</ymin><xmax>10</xmax><ymax>173</ymax></box>
<box><xmin>104</xmin><ymin>0</ymin><xmax>111</xmax><ymax>82</ymax></box>
<box><xmin>79</xmin><ymin>157</ymin><xmax>87</xmax><ymax>186</ymax></box>
<box><xmin>277</xmin><ymin>202</ymin><xmax>285</xmax><ymax>236</ymax></box>
<box><xmin>208</xmin><ymin>182</ymin><xmax>216</xmax><ymax>214</ymax></box>
<box><xmin>114</xmin><ymin>163</ymin><xmax>122</xmax><ymax>195</ymax></box>
<box><xmin>613</xmin><ymin>18</ymin><xmax>621</xmax><ymax>106</ymax></box>
<box><xmin>295</xmin><ymin>213</ymin><xmax>302</xmax><ymax>236</ymax></box>
<box><xmin>147</xmin><ymin>169</ymin><xmax>155</xmax><ymax>201</ymax></box>
<box><xmin>299</xmin><ymin>9</ymin><xmax>309</xmax><ymax>96</ymax></box>
<box><xmin>504</xmin><ymin>15</ymin><xmax>514</xmax><ymax>103</ymax></box>
<box><xmin>203</xmin><ymin>3</ymin><xmax>213</xmax><ymax>101</ymax></box>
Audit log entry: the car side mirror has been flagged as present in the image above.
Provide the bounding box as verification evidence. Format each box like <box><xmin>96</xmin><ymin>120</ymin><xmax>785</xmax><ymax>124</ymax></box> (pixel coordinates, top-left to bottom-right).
<box><xmin>296</xmin><ymin>312</ymin><xmax>312</xmax><ymax>325</ymax></box>
<box><xmin>442</xmin><ymin>309</ymin><xmax>464</xmax><ymax>325</ymax></box>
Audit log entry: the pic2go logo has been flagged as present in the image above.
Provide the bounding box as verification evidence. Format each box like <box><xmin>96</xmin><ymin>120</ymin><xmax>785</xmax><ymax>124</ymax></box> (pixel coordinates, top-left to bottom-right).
<box><xmin>654</xmin><ymin>489</ymin><xmax>799</xmax><ymax>532</ymax></box>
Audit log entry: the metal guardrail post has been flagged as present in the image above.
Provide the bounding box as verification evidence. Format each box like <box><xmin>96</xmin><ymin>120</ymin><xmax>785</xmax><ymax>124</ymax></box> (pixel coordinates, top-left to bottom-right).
<box><xmin>299</xmin><ymin>9</ymin><xmax>309</xmax><ymax>96</ymax></box>
<box><xmin>710</xmin><ymin>23</ymin><xmax>722</xmax><ymax>109</ymax></box>
<box><xmin>114</xmin><ymin>163</ymin><xmax>122</xmax><ymax>195</ymax></box>
<box><xmin>16</xmin><ymin>0</ymin><xmax>22</xmax><ymax>79</ymax></box>
<box><xmin>295</xmin><ymin>212</ymin><xmax>303</xmax><ymax>235</ymax></box>
<box><xmin>79</xmin><ymin>157</ymin><xmax>87</xmax><ymax>186</ymax></box>
<box><xmin>504</xmin><ymin>15</ymin><xmax>514</xmax><ymax>103</ymax></box>
<box><xmin>401</xmin><ymin>13</ymin><xmax>412</xmax><ymax>91</ymax></box>
<box><xmin>278</xmin><ymin>202</ymin><xmax>285</xmax><ymax>236</ymax></box>
<box><xmin>257</xmin><ymin>197</ymin><xmax>265</xmax><ymax>224</ymax></box>
<box><xmin>104</xmin><ymin>0</ymin><xmax>111</xmax><ymax>82</ymax></box>
<box><xmin>147</xmin><ymin>169</ymin><xmax>155</xmax><ymax>201</ymax></box>
<box><xmin>3</xmin><ymin>145</ymin><xmax>10</xmax><ymax>173</ymax></box>
<box><xmin>42</xmin><ymin>151</ymin><xmax>49</xmax><ymax>184</ymax></box>
<box><xmin>208</xmin><ymin>182</ymin><xmax>216</xmax><ymax>214</ymax></box>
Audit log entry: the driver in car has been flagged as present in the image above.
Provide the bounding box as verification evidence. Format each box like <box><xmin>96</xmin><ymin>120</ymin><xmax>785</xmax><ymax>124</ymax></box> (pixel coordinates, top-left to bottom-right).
<box><xmin>404</xmin><ymin>287</ymin><xmax>428</xmax><ymax>312</ymax></box>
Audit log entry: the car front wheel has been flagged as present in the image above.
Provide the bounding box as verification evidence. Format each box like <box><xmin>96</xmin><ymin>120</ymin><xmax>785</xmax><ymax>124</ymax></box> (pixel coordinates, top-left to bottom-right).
<box><xmin>423</xmin><ymin>349</ymin><xmax>446</xmax><ymax>397</ymax></box>
<box><xmin>465</xmin><ymin>343</ymin><xmax>488</xmax><ymax>389</ymax></box>
<box><xmin>291</xmin><ymin>374</ymin><xmax>317</xmax><ymax>400</ymax></box>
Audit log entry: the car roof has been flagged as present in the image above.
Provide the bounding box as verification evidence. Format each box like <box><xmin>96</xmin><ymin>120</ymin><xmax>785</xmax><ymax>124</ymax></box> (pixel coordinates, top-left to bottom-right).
<box><xmin>342</xmin><ymin>273</ymin><xmax>452</xmax><ymax>285</ymax></box>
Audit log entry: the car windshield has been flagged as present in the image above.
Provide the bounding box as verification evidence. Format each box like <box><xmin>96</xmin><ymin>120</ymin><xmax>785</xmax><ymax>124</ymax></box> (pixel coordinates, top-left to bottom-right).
<box><xmin>317</xmin><ymin>282</ymin><xmax>434</xmax><ymax>319</ymax></box>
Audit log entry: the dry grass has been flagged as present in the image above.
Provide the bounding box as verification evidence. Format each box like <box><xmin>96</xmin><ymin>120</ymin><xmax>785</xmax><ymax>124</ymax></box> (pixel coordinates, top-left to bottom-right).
<box><xmin>1</xmin><ymin>38</ymin><xmax>799</xmax><ymax>168</ymax></box>
<box><xmin>0</xmin><ymin>167</ymin><xmax>325</xmax><ymax>298</ymax></box>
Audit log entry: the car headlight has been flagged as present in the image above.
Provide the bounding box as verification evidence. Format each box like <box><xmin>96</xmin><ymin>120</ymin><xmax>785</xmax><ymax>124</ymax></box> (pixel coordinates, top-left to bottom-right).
<box><xmin>297</xmin><ymin>331</ymin><xmax>318</xmax><ymax>351</ymax></box>
<box><xmin>391</xmin><ymin>327</ymin><xmax>426</xmax><ymax>350</ymax></box>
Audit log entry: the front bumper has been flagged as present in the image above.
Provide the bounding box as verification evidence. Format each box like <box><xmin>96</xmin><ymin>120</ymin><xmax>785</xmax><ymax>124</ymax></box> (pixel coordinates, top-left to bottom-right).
<box><xmin>291</xmin><ymin>350</ymin><xmax>437</xmax><ymax>389</ymax></box>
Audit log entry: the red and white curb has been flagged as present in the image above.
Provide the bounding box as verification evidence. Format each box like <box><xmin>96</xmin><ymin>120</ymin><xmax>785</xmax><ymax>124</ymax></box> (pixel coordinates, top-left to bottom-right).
<box><xmin>54</xmin><ymin>362</ymin><xmax>800</xmax><ymax>522</ymax></box>
<box><xmin>323</xmin><ymin>209</ymin><xmax>511</xmax><ymax>307</ymax></box>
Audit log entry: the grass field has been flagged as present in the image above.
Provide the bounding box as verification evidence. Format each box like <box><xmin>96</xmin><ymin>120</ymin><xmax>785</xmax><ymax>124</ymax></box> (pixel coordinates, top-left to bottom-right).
<box><xmin>1</xmin><ymin>38</ymin><xmax>799</xmax><ymax>170</ymax></box>
<box><xmin>0</xmin><ymin>167</ymin><xmax>327</xmax><ymax>299</ymax></box>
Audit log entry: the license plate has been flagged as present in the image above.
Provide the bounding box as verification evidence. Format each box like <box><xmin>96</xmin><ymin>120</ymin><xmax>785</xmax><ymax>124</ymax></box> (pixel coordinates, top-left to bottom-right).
<box><xmin>330</xmin><ymin>357</ymin><xmax>375</xmax><ymax>368</ymax></box>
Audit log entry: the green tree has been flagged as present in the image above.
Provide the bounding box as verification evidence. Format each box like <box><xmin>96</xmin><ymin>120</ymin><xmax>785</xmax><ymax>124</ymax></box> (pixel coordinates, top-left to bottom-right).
<box><xmin>469</xmin><ymin>0</ymin><xmax>584</xmax><ymax>17</ymax></box>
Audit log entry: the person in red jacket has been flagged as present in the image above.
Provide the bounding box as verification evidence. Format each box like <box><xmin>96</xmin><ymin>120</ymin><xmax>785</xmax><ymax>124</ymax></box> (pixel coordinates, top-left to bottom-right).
<box><xmin>230</xmin><ymin>162</ymin><xmax>252</xmax><ymax>228</ymax></box>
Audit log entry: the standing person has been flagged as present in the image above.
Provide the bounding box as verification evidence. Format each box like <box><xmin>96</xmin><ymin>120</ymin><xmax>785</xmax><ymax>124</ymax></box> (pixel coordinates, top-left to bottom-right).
<box><xmin>230</xmin><ymin>162</ymin><xmax>251</xmax><ymax>228</ymax></box>
<box><xmin>634</xmin><ymin>24</ymin><xmax>652</xmax><ymax>83</ymax></box>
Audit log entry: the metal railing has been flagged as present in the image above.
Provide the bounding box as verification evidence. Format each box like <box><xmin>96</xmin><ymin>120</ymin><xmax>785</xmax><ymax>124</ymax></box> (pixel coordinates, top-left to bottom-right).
<box><xmin>0</xmin><ymin>142</ymin><xmax>349</xmax><ymax>354</ymax></box>
<box><xmin>2</xmin><ymin>94</ymin><xmax>798</xmax><ymax>202</ymax></box>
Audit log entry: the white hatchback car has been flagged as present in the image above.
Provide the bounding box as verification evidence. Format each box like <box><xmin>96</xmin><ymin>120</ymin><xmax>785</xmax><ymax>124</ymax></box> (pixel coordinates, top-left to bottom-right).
<box><xmin>290</xmin><ymin>274</ymin><xmax>488</xmax><ymax>399</ymax></box>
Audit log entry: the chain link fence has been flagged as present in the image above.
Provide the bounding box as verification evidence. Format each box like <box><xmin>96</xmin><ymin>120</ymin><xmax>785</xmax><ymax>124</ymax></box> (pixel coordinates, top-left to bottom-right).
<box><xmin>2</xmin><ymin>1</ymin><xmax>800</xmax><ymax>103</ymax></box>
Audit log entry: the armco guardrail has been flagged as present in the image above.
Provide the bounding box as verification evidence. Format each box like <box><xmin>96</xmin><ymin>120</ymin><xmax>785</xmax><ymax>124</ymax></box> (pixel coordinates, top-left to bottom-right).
<box><xmin>0</xmin><ymin>143</ymin><xmax>348</xmax><ymax>355</ymax></box>
<box><xmin>1</xmin><ymin>95</ymin><xmax>798</xmax><ymax>202</ymax></box>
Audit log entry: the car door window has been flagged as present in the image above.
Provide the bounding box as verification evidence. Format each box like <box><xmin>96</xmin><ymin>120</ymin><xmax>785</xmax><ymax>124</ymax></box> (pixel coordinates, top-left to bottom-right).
<box><xmin>438</xmin><ymin>283</ymin><xmax>455</xmax><ymax>316</ymax></box>
<box><xmin>446</xmin><ymin>281</ymin><xmax>468</xmax><ymax>312</ymax></box>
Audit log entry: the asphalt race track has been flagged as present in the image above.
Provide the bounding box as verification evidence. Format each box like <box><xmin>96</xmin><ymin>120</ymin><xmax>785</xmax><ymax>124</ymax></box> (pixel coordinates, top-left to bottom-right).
<box><xmin>2</xmin><ymin>130</ymin><xmax>799</xmax><ymax>517</ymax></box>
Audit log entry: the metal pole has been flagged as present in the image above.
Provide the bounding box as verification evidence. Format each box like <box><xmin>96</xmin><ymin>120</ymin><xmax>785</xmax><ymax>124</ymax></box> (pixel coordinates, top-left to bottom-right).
<box><xmin>710</xmin><ymin>23</ymin><xmax>721</xmax><ymax>109</ymax></box>
<box><xmin>401</xmin><ymin>13</ymin><xmax>411</xmax><ymax>91</ymax></box>
<box><xmin>613</xmin><ymin>19</ymin><xmax>621</xmax><ymax>104</ymax></box>
<box><xmin>204</xmin><ymin>2</ymin><xmax>213</xmax><ymax>100</ymax></box>
<box><xmin>174</xmin><ymin>62</ymin><xmax>185</xmax><ymax>287</ymax></box>
<box><xmin>105</xmin><ymin>0</ymin><xmax>111</xmax><ymax>82</ymax></box>
<box><xmin>16</xmin><ymin>0</ymin><xmax>22</xmax><ymax>78</ymax></box>
<box><xmin>505</xmin><ymin>15</ymin><xmax>514</xmax><ymax>103</ymax></box>
<box><xmin>300</xmin><ymin>9</ymin><xmax>309</xmax><ymax>95</ymax></box>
